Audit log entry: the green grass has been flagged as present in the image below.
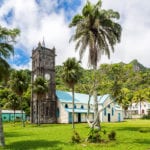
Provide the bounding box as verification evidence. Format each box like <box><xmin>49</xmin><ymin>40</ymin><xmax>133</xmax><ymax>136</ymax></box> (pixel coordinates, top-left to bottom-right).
<box><xmin>1</xmin><ymin>119</ymin><xmax>150</xmax><ymax>150</ymax></box>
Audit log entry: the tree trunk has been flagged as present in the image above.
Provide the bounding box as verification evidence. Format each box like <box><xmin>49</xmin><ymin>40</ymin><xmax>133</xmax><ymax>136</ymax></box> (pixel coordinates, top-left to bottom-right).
<box><xmin>36</xmin><ymin>99</ymin><xmax>38</xmax><ymax>125</ymax></box>
<box><xmin>140</xmin><ymin>100</ymin><xmax>141</xmax><ymax>117</ymax></box>
<box><xmin>72</xmin><ymin>86</ymin><xmax>75</xmax><ymax>129</ymax></box>
<box><xmin>13</xmin><ymin>108</ymin><xmax>15</xmax><ymax>126</ymax></box>
<box><xmin>20</xmin><ymin>97</ymin><xmax>25</xmax><ymax>127</ymax></box>
<box><xmin>0</xmin><ymin>108</ymin><xmax>5</xmax><ymax>147</ymax></box>
<box><xmin>93</xmin><ymin>65</ymin><xmax>100</xmax><ymax>129</ymax></box>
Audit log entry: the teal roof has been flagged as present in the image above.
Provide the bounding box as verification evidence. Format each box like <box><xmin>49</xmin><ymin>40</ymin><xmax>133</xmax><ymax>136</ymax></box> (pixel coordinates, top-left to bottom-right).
<box><xmin>56</xmin><ymin>90</ymin><xmax>110</xmax><ymax>104</ymax></box>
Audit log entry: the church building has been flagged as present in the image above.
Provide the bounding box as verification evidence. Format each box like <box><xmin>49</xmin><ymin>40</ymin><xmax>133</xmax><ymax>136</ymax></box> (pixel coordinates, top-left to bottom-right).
<box><xmin>31</xmin><ymin>43</ymin><xmax>124</xmax><ymax>124</ymax></box>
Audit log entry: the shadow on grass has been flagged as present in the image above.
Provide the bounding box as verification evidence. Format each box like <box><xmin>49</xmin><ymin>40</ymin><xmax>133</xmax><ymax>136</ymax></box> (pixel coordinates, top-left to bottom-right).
<box><xmin>5</xmin><ymin>132</ymin><xmax>30</xmax><ymax>138</ymax></box>
<box><xmin>5</xmin><ymin>140</ymin><xmax>64</xmax><ymax>150</ymax></box>
<box><xmin>115</xmin><ymin>127</ymin><xmax>150</xmax><ymax>132</ymax></box>
<box><xmin>134</xmin><ymin>139</ymin><xmax>150</xmax><ymax>145</ymax></box>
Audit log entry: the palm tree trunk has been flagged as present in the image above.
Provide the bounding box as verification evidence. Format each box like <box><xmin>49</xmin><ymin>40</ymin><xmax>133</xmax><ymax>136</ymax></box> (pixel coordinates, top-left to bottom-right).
<box><xmin>72</xmin><ymin>86</ymin><xmax>75</xmax><ymax>129</ymax></box>
<box><xmin>0</xmin><ymin>108</ymin><xmax>5</xmax><ymax>147</ymax></box>
<box><xmin>37</xmin><ymin>99</ymin><xmax>38</xmax><ymax>125</ymax></box>
<box><xmin>13</xmin><ymin>108</ymin><xmax>15</xmax><ymax>126</ymax></box>
<box><xmin>140</xmin><ymin>99</ymin><xmax>141</xmax><ymax>117</ymax></box>
<box><xmin>38</xmin><ymin>100</ymin><xmax>40</xmax><ymax>126</ymax></box>
<box><xmin>20</xmin><ymin>97</ymin><xmax>25</xmax><ymax>127</ymax></box>
<box><xmin>93</xmin><ymin>65</ymin><xmax>100</xmax><ymax>129</ymax></box>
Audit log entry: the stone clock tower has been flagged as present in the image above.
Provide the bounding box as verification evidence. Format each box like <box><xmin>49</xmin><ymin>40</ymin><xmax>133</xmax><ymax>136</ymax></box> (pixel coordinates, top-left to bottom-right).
<box><xmin>31</xmin><ymin>42</ymin><xmax>56</xmax><ymax>123</ymax></box>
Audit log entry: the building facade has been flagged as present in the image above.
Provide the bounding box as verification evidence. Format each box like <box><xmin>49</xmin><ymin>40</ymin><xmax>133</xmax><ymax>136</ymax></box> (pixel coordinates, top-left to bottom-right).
<box><xmin>56</xmin><ymin>91</ymin><xmax>124</xmax><ymax>123</ymax></box>
<box><xmin>127</xmin><ymin>101</ymin><xmax>150</xmax><ymax>118</ymax></box>
<box><xmin>31</xmin><ymin>43</ymin><xmax>56</xmax><ymax>123</ymax></box>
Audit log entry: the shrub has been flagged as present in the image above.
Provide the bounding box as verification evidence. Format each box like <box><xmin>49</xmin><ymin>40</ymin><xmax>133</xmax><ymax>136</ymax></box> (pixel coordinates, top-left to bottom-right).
<box><xmin>108</xmin><ymin>131</ymin><xmax>116</xmax><ymax>140</ymax></box>
<box><xmin>87</xmin><ymin>129</ymin><xmax>101</xmax><ymax>143</ymax></box>
<box><xmin>71</xmin><ymin>130</ymin><xmax>81</xmax><ymax>143</ymax></box>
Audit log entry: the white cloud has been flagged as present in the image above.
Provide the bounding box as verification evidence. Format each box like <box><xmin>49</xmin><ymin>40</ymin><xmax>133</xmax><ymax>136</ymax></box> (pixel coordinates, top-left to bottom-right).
<box><xmin>0</xmin><ymin>0</ymin><xmax>150</xmax><ymax>70</ymax></box>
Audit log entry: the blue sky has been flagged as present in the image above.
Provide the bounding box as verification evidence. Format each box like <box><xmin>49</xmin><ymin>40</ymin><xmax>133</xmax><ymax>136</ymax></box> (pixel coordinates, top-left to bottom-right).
<box><xmin>0</xmin><ymin>0</ymin><xmax>150</xmax><ymax>69</ymax></box>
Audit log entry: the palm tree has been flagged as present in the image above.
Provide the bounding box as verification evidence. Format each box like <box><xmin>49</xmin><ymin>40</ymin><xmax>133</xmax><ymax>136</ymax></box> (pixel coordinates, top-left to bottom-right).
<box><xmin>0</xmin><ymin>25</ymin><xmax>20</xmax><ymax>147</ymax></box>
<box><xmin>33</xmin><ymin>76</ymin><xmax>48</xmax><ymax>125</ymax></box>
<box><xmin>62</xmin><ymin>58</ymin><xmax>82</xmax><ymax>129</ymax></box>
<box><xmin>69</xmin><ymin>0</ymin><xmax>122</xmax><ymax>129</ymax></box>
<box><xmin>9</xmin><ymin>70</ymin><xmax>28</xmax><ymax>127</ymax></box>
<box><xmin>0</xmin><ymin>26</ymin><xmax>20</xmax><ymax>82</ymax></box>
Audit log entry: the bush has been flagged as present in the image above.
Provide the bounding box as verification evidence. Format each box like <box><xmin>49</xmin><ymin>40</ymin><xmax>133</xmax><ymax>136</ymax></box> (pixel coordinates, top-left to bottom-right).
<box><xmin>108</xmin><ymin>131</ymin><xmax>116</xmax><ymax>140</ymax></box>
<box><xmin>71</xmin><ymin>130</ymin><xmax>81</xmax><ymax>143</ymax></box>
<box><xmin>87</xmin><ymin>129</ymin><xmax>101</xmax><ymax>143</ymax></box>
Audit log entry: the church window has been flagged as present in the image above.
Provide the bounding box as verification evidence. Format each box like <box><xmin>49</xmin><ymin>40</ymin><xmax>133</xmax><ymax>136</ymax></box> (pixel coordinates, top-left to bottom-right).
<box><xmin>65</xmin><ymin>104</ymin><xmax>68</xmax><ymax>108</ymax></box>
<box><xmin>112</xmin><ymin>107</ymin><xmax>114</xmax><ymax>116</ymax></box>
<box><xmin>56</xmin><ymin>108</ymin><xmax>60</xmax><ymax>118</ymax></box>
<box><xmin>104</xmin><ymin>108</ymin><xmax>106</xmax><ymax>116</ymax></box>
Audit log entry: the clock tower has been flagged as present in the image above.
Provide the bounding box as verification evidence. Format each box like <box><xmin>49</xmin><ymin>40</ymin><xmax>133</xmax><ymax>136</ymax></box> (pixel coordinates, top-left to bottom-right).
<box><xmin>31</xmin><ymin>42</ymin><xmax>56</xmax><ymax>123</ymax></box>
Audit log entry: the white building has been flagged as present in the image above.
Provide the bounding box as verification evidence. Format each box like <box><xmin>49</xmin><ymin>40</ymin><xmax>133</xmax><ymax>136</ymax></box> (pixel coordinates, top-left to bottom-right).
<box><xmin>127</xmin><ymin>101</ymin><xmax>150</xmax><ymax>118</ymax></box>
<box><xmin>56</xmin><ymin>91</ymin><xmax>124</xmax><ymax>123</ymax></box>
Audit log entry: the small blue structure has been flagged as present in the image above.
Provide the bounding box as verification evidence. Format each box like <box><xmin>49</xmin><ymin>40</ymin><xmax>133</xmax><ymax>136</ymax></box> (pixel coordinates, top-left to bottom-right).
<box><xmin>2</xmin><ymin>110</ymin><xmax>26</xmax><ymax>122</ymax></box>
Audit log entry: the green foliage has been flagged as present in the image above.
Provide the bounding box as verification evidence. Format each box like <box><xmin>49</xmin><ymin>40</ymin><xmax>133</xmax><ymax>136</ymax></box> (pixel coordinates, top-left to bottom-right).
<box><xmin>61</xmin><ymin>57</ymin><xmax>82</xmax><ymax>89</ymax></box>
<box><xmin>87</xmin><ymin>129</ymin><xmax>101</xmax><ymax>143</ymax></box>
<box><xmin>0</xmin><ymin>25</ymin><xmax>20</xmax><ymax>82</ymax></box>
<box><xmin>142</xmin><ymin>109</ymin><xmax>150</xmax><ymax>119</ymax></box>
<box><xmin>69</xmin><ymin>0</ymin><xmax>122</xmax><ymax>68</ymax></box>
<box><xmin>108</xmin><ymin>130</ymin><xmax>116</xmax><ymax>140</ymax></box>
<box><xmin>33</xmin><ymin>76</ymin><xmax>48</xmax><ymax>97</ymax></box>
<box><xmin>71</xmin><ymin>130</ymin><xmax>81</xmax><ymax>143</ymax></box>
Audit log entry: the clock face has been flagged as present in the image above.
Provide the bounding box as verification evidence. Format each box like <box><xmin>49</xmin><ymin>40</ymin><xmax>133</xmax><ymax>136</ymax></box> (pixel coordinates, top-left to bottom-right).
<box><xmin>45</xmin><ymin>73</ymin><xmax>50</xmax><ymax>80</ymax></box>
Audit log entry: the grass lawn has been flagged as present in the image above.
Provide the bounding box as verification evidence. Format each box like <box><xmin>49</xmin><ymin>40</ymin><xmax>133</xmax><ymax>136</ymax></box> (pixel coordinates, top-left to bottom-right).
<box><xmin>1</xmin><ymin>119</ymin><xmax>150</xmax><ymax>150</ymax></box>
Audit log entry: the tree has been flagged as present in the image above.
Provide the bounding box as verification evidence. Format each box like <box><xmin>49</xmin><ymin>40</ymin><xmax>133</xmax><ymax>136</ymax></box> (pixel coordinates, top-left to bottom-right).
<box><xmin>7</xmin><ymin>93</ymin><xmax>20</xmax><ymax>124</ymax></box>
<box><xmin>133</xmin><ymin>89</ymin><xmax>148</xmax><ymax>116</ymax></box>
<box><xmin>33</xmin><ymin>76</ymin><xmax>48</xmax><ymax>125</ymax></box>
<box><xmin>0</xmin><ymin>25</ymin><xmax>20</xmax><ymax>147</ymax></box>
<box><xmin>0</xmin><ymin>26</ymin><xmax>20</xmax><ymax>82</ymax></box>
<box><xmin>62</xmin><ymin>58</ymin><xmax>82</xmax><ymax>129</ymax></box>
<box><xmin>9</xmin><ymin>70</ymin><xmax>28</xmax><ymax>127</ymax></box>
<box><xmin>69</xmin><ymin>0</ymin><xmax>121</xmax><ymax>129</ymax></box>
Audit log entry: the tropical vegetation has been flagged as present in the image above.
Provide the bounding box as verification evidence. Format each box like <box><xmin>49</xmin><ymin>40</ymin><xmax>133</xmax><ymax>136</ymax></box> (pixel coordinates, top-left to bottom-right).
<box><xmin>69</xmin><ymin>0</ymin><xmax>122</xmax><ymax>129</ymax></box>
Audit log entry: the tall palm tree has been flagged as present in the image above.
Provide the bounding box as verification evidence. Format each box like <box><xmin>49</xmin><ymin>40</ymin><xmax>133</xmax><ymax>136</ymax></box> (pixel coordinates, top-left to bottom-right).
<box><xmin>9</xmin><ymin>70</ymin><xmax>28</xmax><ymax>127</ymax></box>
<box><xmin>69</xmin><ymin>0</ymin><xmax>121</xmax><ymax>129</ymax></box>
<box><xmin>0</xmin><ymin>25</ymin><xmax>20</xmax><ymax>147</ymax></box>
<box><xmin>33</xmin><ymin>76</ymin><xmax>48</xmax><ymax>125</ymax></box>
<box><xmin>0</xmin><ymin>26</ymin><xmax>20</xmax><ymax>82</ymax></box>
<box><xmin>62</xmin><ymin>57</ymin><xmax>82</xmax><ymax>129</ymax></box>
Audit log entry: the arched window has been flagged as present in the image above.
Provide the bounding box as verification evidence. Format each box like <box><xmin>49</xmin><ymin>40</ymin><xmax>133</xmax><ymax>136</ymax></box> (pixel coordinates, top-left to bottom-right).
<box><xmin>108</xmin><ymin>104</ymin><xmax>110</xmax><ymax>108</ymax></box>
<box><xmin>65</xmin><ymin>104</ymin><xmax>68</xmax><ymax>108</ymax></box>
<box><xmin>81</xmin><ymin>105</ymin><xmax>84</xmax><ymax>109</ymax></box>
<box><xmin>112</xmin><ymin>107</ymin><xmax>114</xmax><ymax>116</ymax></box>
<box><xmin>74</xmin><ymin>104</ymin><xmax>77</xmax><ymax>109</ymax></box>
<box><xmin>104</xmin><ymin>108</ymin><xmax>106</xmax><ymax>116</ymax></box>
<box><xmin>56</xmin><ymin>108</ymin><xmax>60</xmax><ymax>118</ymax></box>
